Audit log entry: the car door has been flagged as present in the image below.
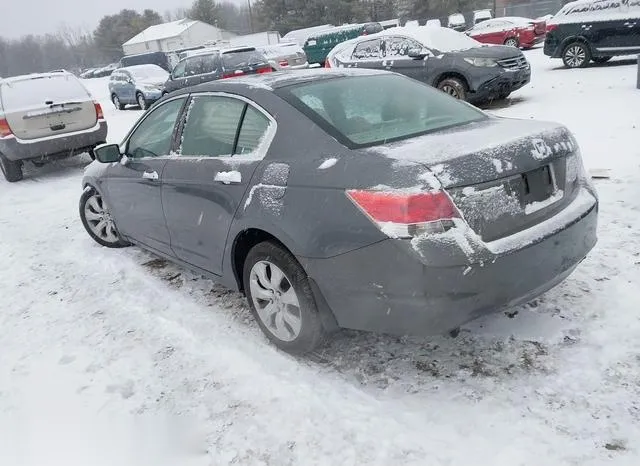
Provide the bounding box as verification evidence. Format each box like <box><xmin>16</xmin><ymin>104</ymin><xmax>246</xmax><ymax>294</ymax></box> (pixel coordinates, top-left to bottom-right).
<box><xmin>106</xmin><ymin>96</ymin><xmax>187</xmax><ymax>255</ymax></box>
<box><xmin>167</xmin><ymin>59</ymin><xmax>188</xmax><ymax>92</ymax></box>
<box><xmin>192</xmin><ymin>53</ymin><xmax>222</xmax><ymax>85</ymax></box>
<box><xmin>162</xmin><ymin>93</ymin><xmax>274</xmax><ymax>275</ymax></box>
<box><xmin>583</xmin><ymin>7</ymin><xmax>627</xmax><ymax>50</ymax></box>
<box><xmin>380</xmin><ymin>36</ymin><xmax>429</xmax><ymax>81</ymax></box>
<box><xmin>351</xmin><ymin>38</ymin><xmax>384</xmax><ymax>70</ymax></box>
<box><xmin>121</xmin><ymin>71</ymin><xmax>136</xmax><ymax>103</ymax></box>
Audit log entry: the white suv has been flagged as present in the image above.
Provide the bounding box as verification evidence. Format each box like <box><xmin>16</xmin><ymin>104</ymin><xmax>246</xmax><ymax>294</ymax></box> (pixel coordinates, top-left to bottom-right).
<box><xmin>0</xmin><ymin>71</ymin><xmax>107</xmax><ymax>182</ymax></box>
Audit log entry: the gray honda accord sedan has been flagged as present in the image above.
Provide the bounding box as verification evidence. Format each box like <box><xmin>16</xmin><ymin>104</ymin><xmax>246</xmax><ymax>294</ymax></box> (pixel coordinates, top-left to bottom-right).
<box><xmin>80</xmin><ymin>69</ymin><xmax>598</xmax><ymax>354</ymax></box>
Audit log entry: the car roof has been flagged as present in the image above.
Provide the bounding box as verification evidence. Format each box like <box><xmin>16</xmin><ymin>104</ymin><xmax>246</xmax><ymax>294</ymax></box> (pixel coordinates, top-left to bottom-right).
<box><xmin>0</xmin><ymin>70</ymin><xmax>71</xmax><ymax>84</ymax></box>
<box><xmin>120</xmin><ymin>64</ymin><xmax>165</xmax><ymax>72</ymax></box>
<box><xmin>170</xmin><ymin>68</ymin><xmax>389</xmax><ymax>95</ymax></box>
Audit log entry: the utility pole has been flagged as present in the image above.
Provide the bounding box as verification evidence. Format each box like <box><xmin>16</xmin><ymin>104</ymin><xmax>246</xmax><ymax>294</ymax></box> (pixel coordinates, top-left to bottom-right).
<box><xmin>247</xmin><ymin>0</ymin><xmax>254</xmax><ymax>33</ymax></box>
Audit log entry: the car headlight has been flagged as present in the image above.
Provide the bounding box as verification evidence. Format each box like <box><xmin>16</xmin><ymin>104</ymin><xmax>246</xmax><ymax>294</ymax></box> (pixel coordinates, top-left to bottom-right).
<box><xmin>463</xmin><ymin>57</ymin><xmax>498</xmax><ymax>67</ymax></box>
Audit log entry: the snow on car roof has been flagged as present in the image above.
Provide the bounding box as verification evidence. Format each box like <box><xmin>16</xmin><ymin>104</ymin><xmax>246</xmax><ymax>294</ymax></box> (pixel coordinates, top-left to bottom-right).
<box><xmin>549</xmin><ymin>0</ymin><xmax>631</xmax><ymax>24</ymax></box>
<box><xmin>0</xmin><ymin>70</ymin><xmax>71</xmax><ymax>84</ymax></box>
<box><xmin>379</xmin><ymin>26</ymin><xmax>482</xmax><ymax>52</ymax></box>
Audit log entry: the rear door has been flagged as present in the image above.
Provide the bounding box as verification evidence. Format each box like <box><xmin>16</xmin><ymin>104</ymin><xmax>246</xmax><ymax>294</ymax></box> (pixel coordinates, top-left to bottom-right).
<box><xmin>351</xmin><ymin>38</ymin><xmax>384</xmax><ymax>70</ymax></box>
<box><xmin>1</xmin><ymin>74</ymin><xmax>97</xmax><ymax>140</ymax></box>
<box><xmin>380</xmin><ymin>36</ymin><xmax>429</xmax><ymax>81</ymax></box>
<box><xmin>105</xmin><ymin>97</ymin><xmax>187</xmax><ymax>255</ymax></box>
<box><xmin>162</xmin><ymin>93</ymin><xmax>274</xmax><ymax>275</ymax></box>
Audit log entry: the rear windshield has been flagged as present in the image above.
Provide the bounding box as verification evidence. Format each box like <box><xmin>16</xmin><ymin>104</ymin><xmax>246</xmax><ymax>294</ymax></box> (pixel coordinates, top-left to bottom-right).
<box><xmin>1</xmin><ymin>75</ymin><xmax>89</xmax><ymax>109</ymax></box>
<box><xmin>129</xmin><ymin>66</ymin><xmax>169</xmax><ymax>80</ymax></box>
<box><xmin>222</xmin><ymin>50</ymin><xmax>267</xmax><ymax>69</ymax></box>
<box><xmin>279</xmin><ymin>74</ymin><xmax>486</xmax><ymax>148</ymax></box>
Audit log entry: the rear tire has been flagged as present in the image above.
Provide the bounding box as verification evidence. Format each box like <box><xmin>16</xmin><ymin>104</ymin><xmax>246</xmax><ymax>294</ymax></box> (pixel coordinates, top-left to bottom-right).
<box><xmin>243</xmin><ymin>241</ymin><xmax>326</xmax><ymax>354</ymax></box>
<box><xmin>437</xmin><ymin>77</ymin><xmax>467</xmax><ymax>101</ymax></box>
<box><xmin>112</xmin><ymin>94</ymin><xmax>124</xmax><ymax>110</ymax></box>
<box><xmin>593</xmin><ymin>56</ymin><xmax>612</xmax><ymax>64</ymax></box>
<box><xmin>562</xmin><ymin>42</ymin><xmax>591</xmax><ymax>68</ymax></box>
<box><xmin>0</xmin><ymin>153</ymin><xmax>23</xmax><ymax>182</ymax></box>
<box><xmin>79</xmin><ymin>187</ymin><xmax>130</xmax><ymax>248</ymax></box>
<box><xmin>504</xmin><ymin>37</ymin><xmax>519</xmax><ymax>48</ymax></box>
<box><xmin>136</xmin><ymin>92</ymin><xmax>148</xmax><ymax>110</ymax></box>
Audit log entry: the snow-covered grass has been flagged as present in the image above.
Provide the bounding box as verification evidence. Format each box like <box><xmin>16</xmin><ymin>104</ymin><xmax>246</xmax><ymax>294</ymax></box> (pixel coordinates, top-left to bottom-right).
<box><xmin>1</xmin><ymin>50</ymin><xmax>640</xmax><ymax>465</ymax></box>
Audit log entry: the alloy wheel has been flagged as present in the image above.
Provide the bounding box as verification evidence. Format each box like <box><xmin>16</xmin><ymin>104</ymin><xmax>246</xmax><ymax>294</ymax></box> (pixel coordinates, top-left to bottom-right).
<box><xmin>83</xmin><ymin>192</ymin><xmax>120</xmax><ymax>244</ymax></box>
<box><xmin>505</xmin><ymin>38</ymin><xmax>519</xmax><ymax>48</ymax></box>
<box><xmin>137</xmin><ymin>94</ymin><xmax>147</xmax><ymax>110</ymax></box>
<box><xmin>441</xmin><ymin>85</ymin><xmax>460</xmax><ymax>99</ymax></box>
<box><xmin>249</xmin><ymin>260</ymin><xmax>302</xmax><ymax>342</ymax></box>
<box><xmin>565</xmin><ymin>46</ymin><xmax>586</xmax><ymax>68</ymax></box>
<box><xmin>113</xmin><ymin>95</ymin><xmax>120</xmax><ymax>109</ymax></box>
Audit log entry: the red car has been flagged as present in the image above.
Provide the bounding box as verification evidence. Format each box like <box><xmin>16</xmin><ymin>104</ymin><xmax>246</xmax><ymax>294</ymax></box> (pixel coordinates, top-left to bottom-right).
<box><xmin>466</xmin><ymin>17</ymin><xmax>546</xmax><ymax>49</ymax></box>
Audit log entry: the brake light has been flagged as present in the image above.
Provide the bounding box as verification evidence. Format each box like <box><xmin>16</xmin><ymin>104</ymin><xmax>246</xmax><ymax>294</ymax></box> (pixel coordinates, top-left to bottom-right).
<box><xmin>222</xmin><ymin>70</ymin><xmax>245</xmax><ymax>79</ymax></box>
<box><xmin>278</xmin><ymin>60</ymin><xmax>289</xmax><ymax>67</ymax></box>
<box><xmin>257</xmin><ymin>66</ymin><xmax>273</xmax><ymax>74</ymax></box>
<box><xmin>0</xmin><ymin>118</ymin><xmax>13</xmax><ymax>138</ymax></box>
<box><xmin>346</xmin><ymin>189</ymin><xmax>461</xmax><ymax>238</ymax></box>
<box><xmin>94</xmin><ymin>102</ymin><xmax>104</xmax><ymax>120</ymax></box>
<box><xmin>546</xmin><ymin>24</ymin><xmax>558</xmax><ymax>33</ymax></box>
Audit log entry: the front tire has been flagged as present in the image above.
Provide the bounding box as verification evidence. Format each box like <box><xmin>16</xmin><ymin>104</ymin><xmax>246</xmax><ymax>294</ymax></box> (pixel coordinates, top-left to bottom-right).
<box><xmin>79</xmin><ymin>187</ymin><xmax>130</xmax><ymax>248</ymax></box>
<box><xmin>0</xmin><ymin>153</ymin><xmax>23</xmax><ymax>182</ymax></box>
<box><xmin>437</xmin><ymin>77</ymin><xmax>467</xmax><ymax>101</ymax></box>
<box><xmin>593</xmin><ymin>56</ymin><xmax>612</xmax><ymax>64</ymax></box>
<box><xmin>504</xmin><ymin>37</ymin><xmax>519</xmax><ymax>48</ymax></box>
<box><xmin>562</xmin><ymin>42</ymin><xmax>591</xmax><ymax>68</ymax></box>
<box><xmin>112</xmin><ymin>94</ymin><xmax>124</xmax><ymax>110</ymax></box>
<box><xmin>243</xmin><ymin>241</ymin><xmax>325</xmax><ymax>354</ymax></box>
<box><xmin>136</xmin><ymin>92</ymin><xmax>148</xmax><ymax>110</ymax></box>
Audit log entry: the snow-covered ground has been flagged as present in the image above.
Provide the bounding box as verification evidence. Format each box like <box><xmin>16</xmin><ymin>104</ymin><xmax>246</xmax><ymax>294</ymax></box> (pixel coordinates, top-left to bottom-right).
<box><xmin>1</xmin><ymin>49</ymin><xmax>640</xmax><ymax>465</ymax></box>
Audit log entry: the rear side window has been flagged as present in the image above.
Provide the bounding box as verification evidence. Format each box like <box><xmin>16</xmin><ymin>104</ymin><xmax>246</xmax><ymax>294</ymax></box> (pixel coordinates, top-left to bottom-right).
<box><xmin>281</xmin><ymin>74</ymin><xmax>486</xmax><ymax>148</ymax></box>
<box><xmin>353</xmin><ymin>39</ymin><xmax>382</xmax><ymax>59</ymax></box>
<box><xmin>1</xmin><ymin>75</ymin><xmax>90</xmax><ymax>109</ymax></box>
<box><xmin>180</xmin><ymin>95</ymin><xmax>272</xmax><ymax>157</ymax></box>
<box><xmin>185</xmin><ymin>56</ymin><xmax>206</xmax><ymax>76</ymax></box>
<box><xmin>222</xmin><ymin>50</ymin><xmax>266</xmax><ymax>69</ymax></box>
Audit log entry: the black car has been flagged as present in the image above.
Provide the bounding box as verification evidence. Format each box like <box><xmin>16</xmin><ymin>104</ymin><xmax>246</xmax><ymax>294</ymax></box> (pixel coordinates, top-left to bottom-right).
<box><xmin>82</xmin><ymin>69</ymin><xmax>597</xmax><ymax>354</ymax></box>
<box><xmin>544</xmin><ymin>0</ymin><xmax>640</xmax><ymax>68</ymax></box>
<box><xmin>163</xmin><ymin>47</ymin><xmax>273</xmax><ymax>95</ymax></box>
<box><xmin>326</xmin><ymin>26</ymin><xmax>530</xmax><ymax>104</ymax></box>
<box><xmin>119</xmin><ymin>51</ymin><xmax>176</xmax><ymax>72</ymax></box>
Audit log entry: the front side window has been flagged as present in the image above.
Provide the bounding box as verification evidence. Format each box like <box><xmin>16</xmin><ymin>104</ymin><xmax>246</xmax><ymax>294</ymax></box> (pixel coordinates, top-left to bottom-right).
<box><xmin>352</xmin><ymin>39</ymin><xmax>382</xmax><ymax>60</ymax></box>
<box><xmin>383</xmin><ymin>37</ymin><xmax>424</xmax><ymax>57</ymax></box>
<box><xmin>172</xmin><ymin>60</ymin><xmax>187</xmax><ymax>79</ymax></box>
<box><xmin>280</xmin><ymin>74</ymin><xmax>486</xmax><ymax>148</ymax></box>
<box><xmin>126</xmin><ymin>98</ymin><xmax>185</xmax><ymax>158</ymax></box>
<box><xmin>180</xmin><ymin>95</ymin><xmax>272</xmax><ymax>157</ymax></box>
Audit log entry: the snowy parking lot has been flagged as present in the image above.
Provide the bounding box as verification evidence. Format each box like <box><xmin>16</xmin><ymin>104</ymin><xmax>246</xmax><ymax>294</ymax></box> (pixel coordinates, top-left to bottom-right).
<box><xmin>1</xmin><ymin>48</ymin><xmax>640</xmax><ymax>465</ymax></box>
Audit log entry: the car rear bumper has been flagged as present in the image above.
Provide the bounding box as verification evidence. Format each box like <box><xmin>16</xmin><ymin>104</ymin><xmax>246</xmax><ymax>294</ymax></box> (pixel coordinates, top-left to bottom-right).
<box><xmin>0</xmin><ymin>121</ymin><xmax>108</xmax><ymax>162</ymax></box>
<box><xmin>301</xmin><ymin>187</ymin><xmax>597</xmax><ymax>336</ymax></box>
<box><xmin>471</xmin><ymin>67</ymin><xmax>531</xmax><ymax>101</ymax></box>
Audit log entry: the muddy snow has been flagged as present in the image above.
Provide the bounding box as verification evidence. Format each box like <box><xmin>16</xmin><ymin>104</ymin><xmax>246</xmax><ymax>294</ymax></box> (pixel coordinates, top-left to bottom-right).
<box><xmin>1</xmin><ymin>50</ymin><xmax>640</xmax><ymax>465</ymax></box>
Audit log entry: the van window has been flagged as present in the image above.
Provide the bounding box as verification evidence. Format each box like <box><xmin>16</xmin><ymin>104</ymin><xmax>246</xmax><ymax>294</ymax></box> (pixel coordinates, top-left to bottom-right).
<box><xmin>1</xmin><ymin>75</ymin><xmax>90</xmax><ymax>109</ymax></box>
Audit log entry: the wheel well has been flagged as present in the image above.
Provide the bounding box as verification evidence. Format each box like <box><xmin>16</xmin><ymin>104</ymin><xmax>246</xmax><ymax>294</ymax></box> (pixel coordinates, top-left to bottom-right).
<box><xmin>232</xmin><ymin>228</ymin><xmax>290</xmax><ymax>292</ymax></box>
<box><xmin>562</xmin><ymin>37</ymin><xmax>592</xmax><ymax>54</ymax></box>
<box><xmin>435</xmin><ymin>72</ymin><xmax>469</xmax><ymax>91</ymax></box>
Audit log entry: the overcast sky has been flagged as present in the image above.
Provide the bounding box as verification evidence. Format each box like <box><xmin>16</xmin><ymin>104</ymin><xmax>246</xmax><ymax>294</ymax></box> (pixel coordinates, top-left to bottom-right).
<box><xmin>3</xmin><ymin>0</ymin><xmax>241</xmax><ymax>39</ymax></box>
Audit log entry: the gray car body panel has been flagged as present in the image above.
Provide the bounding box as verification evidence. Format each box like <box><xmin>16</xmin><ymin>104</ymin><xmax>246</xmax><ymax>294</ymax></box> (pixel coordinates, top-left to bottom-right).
<box><xmin>82</xmin><ymin>69</ymin><xmax>597</xmax><ymax>336</ymax></box>
<box><xmin>2</xmin><ymin>121</ymin><xmax>107</xmax><ymax>161</ymax></box>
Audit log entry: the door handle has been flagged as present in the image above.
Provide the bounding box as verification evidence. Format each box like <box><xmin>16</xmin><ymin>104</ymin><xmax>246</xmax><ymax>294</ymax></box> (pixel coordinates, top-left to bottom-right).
<box><xmin>142</xmin><ymin>171</ymin><xmax>159</xmax><ymax>180</ymax></box>
<box><xmin>624</xmin><ymin>22</ymin><xmax>636</xmax><ymax>27</ymax></box>
<box><xmin>581</xmin><ymin>24</ymin><xmax>592</xmax><ymax>30</ymax></box>
<box><xmin>214</xmin><ymin>171</ymin><xmax>241</xmax><ymax>185</ymax></box>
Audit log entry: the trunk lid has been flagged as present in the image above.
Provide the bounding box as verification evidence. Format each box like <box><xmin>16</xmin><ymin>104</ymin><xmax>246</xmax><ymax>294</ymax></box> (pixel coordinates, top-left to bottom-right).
<box><xmin>1</xmin><ymin>74</ymin><xmax>96</xmax><ymax>140</ymax></box>
<box><xmin>368</xmin><ymin>118</ymin><xmax>581</xmax><ymax>242</ymax></box>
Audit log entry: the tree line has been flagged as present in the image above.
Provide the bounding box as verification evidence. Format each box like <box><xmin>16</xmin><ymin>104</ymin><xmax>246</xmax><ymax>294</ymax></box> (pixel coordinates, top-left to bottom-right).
<box><xmin>1</xmin><ymin>0</ymin><xmax>494</xmax><ymax>78</ymax></box>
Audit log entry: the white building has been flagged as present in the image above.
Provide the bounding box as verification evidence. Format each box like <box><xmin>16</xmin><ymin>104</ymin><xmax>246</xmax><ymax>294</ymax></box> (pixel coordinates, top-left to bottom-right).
<box><xmin>122</xmin><ymin>19</ymin><xmax>233</xmax><ymax>56</ymax></box>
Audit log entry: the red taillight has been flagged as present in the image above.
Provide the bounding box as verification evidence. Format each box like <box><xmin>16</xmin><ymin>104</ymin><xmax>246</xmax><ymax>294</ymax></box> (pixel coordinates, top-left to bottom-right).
<box><xmin>278</xmin><ymin>60</ymin><xmax>289</xmax><ymax>67</ymax></box>
<box><xmin>546</xmin><ymin>24</ymin><xmax>558</xmax><ymax>33</ymax></box>
<box><xmin>257</xmin><ymin>66</ymin><xmax>273</xmax><ymax>74</ymax></box>
<box><xmin>222</xmin><ymin>70</ymin><xmax>245</xmax><ymax>79</ymax></box>
<box><xmin>346</xmin><ymin>189</ymin><xmax>461</xmax><ymax>238</ymax></box>
<box><xmin>0</xmin><ymin>118</ymin><xmax>13</xmax><ymax>138</ymax></box>
<box><xmin>94</xmin><ymin>102</ymin><xmax>104</xmax><ymax>120</ymax></box>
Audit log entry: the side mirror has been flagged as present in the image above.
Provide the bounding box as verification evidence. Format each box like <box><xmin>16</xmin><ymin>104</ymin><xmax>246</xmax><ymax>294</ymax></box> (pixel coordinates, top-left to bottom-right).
<box><xmin>93</xmin><ymin>143</ymin><xmax>121</xmax><ymax>163</ymax></box>
<box><xmin>408</xmin><ymin>48</ymin><xmax>430</xmax><ymax>59</ymax></box>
